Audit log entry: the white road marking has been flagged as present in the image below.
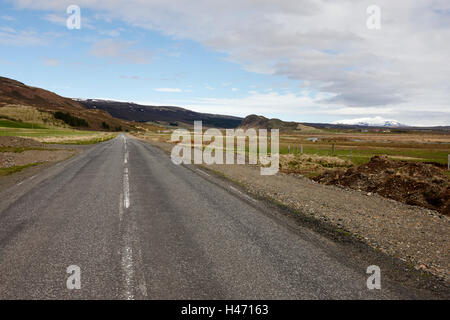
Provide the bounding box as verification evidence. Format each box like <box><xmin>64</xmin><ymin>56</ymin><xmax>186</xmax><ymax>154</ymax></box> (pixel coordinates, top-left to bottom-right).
<box><xmin>119</xmin><ymin>167</ymin><xmax>148</xmax><ymax>300</ymax></box>
<box><xmin>17</xmin><ymin>181</ymin><xmax>23</xmax><ymax>186</ymax></box>
<box><xmin>230</xmin><ymin>185</ymin><xmax>258</xmax><ymax>203</ymax></box>
<box><xmin>123</xmin><ymin>171</ymin><xmax>130</xmax><ymax>209</ymax></box>
<box><xmin>196</xmin><ymin>169</ymin><xmax>211</xmax><ymax>177</ymax></box>
<box><xmin>124</xmin><ymin>151</ymin><xmax>128</xmax><ymax>164</ymax></box>
<box><xmin>29</xmin><ymin>175</ymin><xmax>36</xmax><ymax>180</ymax></box>
<box><xmin>119</xmin><ymin>193</ymin><xmax>124</xmax><ymax>222</ymax></box>
<box><xmin>121</xmin><ymin>237</ymin><xmax>135</xmax><ymax>300</ymax></box>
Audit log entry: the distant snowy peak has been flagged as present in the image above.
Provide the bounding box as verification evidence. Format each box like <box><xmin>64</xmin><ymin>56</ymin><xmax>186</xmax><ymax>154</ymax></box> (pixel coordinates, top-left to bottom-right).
<box><xmin>334</xmin><ymin>117</ymin><xmax>408</xmax><ymax>127</ymax></box>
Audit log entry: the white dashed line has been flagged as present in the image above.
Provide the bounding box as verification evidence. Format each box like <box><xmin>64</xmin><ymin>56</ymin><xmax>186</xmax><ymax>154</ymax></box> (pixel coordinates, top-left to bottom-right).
<box><xmin>196</xmin><ymin>169</ymin><xmax>210</xmax><ymax>177</ymax></box>
<box><xmin>123</xmin><ymin>171</ymin><xmax>130</xmax><ymax>209</ymax></box>
<box><xmin>119</xmin><ymin>193</ymin><xmax>124</xmax><ymax>222</ymax></box>
<box><xmin>229</xmin><ymin>185</ymin><xmax>258</xmax><ymax>203</ymax></box>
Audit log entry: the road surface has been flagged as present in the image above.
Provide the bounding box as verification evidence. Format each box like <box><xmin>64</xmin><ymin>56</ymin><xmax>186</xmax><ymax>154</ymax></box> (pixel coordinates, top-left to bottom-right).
<box><xmin>0</xmin><ymin>134</ymin><xmax>436</xmax><ymax>299</ymax></box>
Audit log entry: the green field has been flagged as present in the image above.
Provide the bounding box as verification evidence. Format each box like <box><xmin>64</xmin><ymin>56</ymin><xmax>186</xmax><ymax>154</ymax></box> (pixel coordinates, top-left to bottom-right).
<box><xmin>0</xmin><ymin>162</ymin><xmax>44</xmax><ymax>176</ymax></box>
<box><xmin>0</xmin><ymin>127</ymin><xmax>97</xmax><ymax>137</ymax></box>
<box><xmin>0</xmin><ymin>119</ymin><xmax>47</xmax><ymax>129</ymax></box>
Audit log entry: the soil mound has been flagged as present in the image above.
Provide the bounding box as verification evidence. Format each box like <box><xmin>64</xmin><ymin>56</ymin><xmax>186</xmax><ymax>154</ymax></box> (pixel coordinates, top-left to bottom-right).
<box><xmin>314</xmin><ymin>155</ymin><xmax>449</xmax><ymax>215</ymax></box>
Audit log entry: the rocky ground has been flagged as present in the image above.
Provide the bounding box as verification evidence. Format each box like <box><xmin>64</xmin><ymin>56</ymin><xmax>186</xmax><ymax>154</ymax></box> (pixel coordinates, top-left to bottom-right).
<box><xmin>0</xmin><ymin>136</ymin><xmax>75</xmax><ymax>169</ymax></box>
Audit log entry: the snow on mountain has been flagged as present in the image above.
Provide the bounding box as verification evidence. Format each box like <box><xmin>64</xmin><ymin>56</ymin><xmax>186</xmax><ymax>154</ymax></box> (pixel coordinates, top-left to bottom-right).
<box><xmin>333</xmin><ymin>117</ymin><xmax>407</xmax><ymax>127</ymax></box>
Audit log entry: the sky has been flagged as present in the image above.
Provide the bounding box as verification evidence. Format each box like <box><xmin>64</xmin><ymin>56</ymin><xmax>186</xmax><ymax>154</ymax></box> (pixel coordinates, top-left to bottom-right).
<box><xmin>0</xmin><ymin>0</ymin><xmax>449</xmax><ymax>126</ymax></box>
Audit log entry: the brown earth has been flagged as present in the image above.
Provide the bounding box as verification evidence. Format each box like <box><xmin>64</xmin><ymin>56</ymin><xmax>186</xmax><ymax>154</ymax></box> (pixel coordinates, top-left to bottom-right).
<box><xmin>0</xmin><ymin>136</ymin><xmax>44</xmax><ymax>148</ymax></box>
<box><xmin>314</xmin><ymin>155</ymin><xmax>450</xmax><ymax>215</ymax></box>
<box><xmin>0</xmin><ymin>136</ymin><xmax>75</xmax><ymax>169</ymax></box>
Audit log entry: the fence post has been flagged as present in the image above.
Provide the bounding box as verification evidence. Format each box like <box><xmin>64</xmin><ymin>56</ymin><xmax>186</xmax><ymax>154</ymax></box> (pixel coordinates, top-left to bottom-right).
<box><xmin>331</xmin><ymin>143</ymin><xmax>335</xmax><ymax>156</ymax></box>
<box><xmin>301</xmin><ymin>145</ymin><xmax>303</xmax><ymax>154</ymax></box>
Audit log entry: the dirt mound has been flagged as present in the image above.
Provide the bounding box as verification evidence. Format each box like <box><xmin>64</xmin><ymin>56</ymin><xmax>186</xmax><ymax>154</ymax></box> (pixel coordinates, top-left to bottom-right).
<box><xmin>314</xmin><ymin>155</ymin><xmax>450</xmax><ymax>215</ymax></box>
<box><xmin>0</xmin><ymin>136</ymin><xmax>44</xmax><ymax>148</ymax></box>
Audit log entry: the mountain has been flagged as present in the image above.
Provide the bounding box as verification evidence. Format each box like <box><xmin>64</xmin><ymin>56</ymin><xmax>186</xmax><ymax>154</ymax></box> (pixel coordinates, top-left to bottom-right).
<box><xmin>77</xmin><ymin>99</ymin><xmax>243</xmax><ymax>128</ymax></box>
<box><xmin>238</xmin><ymin>114</ymin><xmax>319</xmax><ymax>131</ymax></box>
<box><xmin>0</xmin><ymin>76</ymin><xmax>135</xmax><ymax>131</ymax></box>
<box><xmin>334</xmin><ymin>117</ymin><xmax>407</xmax><ymax>127</ymax></box>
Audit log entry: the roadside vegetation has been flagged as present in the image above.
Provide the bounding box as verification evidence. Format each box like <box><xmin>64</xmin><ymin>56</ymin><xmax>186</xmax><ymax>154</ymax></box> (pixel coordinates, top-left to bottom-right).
<box><xmin>0</xmin><ymin>162</ymin><xmax>43</xmax><ymax>176</ymax></box>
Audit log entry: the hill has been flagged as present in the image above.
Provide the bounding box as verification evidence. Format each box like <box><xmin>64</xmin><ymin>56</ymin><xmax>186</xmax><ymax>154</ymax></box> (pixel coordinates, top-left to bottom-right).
<box><xmin>0</xmin><ymin>76</ymin><xmax>136</xmax><ymax>131</ymax></box>
<box><xmin>239</xmin><ymin>114</ymin><xmax>319</xmax><ymax>131</ymax></box>
<box><xmin>77</xmin><ymin>99</ymin><xmax>243</xmax><ymax>128</ymax></box>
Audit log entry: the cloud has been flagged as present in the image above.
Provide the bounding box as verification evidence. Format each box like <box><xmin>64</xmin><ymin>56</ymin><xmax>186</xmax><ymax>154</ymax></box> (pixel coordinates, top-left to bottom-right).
<box><xmin>9</xmin><ymin>0</ymin><xmax>450</xmax><ymax>124</ymax></box>
<box><xmin>120</xmin><ymin>75</ymin><xmax>140</xmax><ymax>80</ymax></box>
<box><xmin>153</xmin><ymin>88</ymin><xmax>183</xmax><ymax>93</ymax></box>
<box><xmin>1</xmin><ymin>16</ymin><xmax>16</xmax><ymax>21</ymax></box>
<box><xmin>0</xmin><ymin>27</ymin><xmax>47</xmax><ymax>46</ymax></box>
<box><xmin>42</xmin><ymin>58</ymin><xmax>60</xmax><ymax>66</ymax></box>
<box><xmin>231</xmin><ymin>88</ymin><xmax>238</xmax><ymax>92</ymax></box>
<box><xmin>90</xmin><ymin>39</ymin><xmax>151</xmax><ymax>64</ymax></box>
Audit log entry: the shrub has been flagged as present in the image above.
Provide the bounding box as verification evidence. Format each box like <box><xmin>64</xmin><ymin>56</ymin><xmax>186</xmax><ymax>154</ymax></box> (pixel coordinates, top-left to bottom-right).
<box><xmin>54</xmin><ymin>112</ymin><xmax>89</xmax><ymax>127</ymax></box>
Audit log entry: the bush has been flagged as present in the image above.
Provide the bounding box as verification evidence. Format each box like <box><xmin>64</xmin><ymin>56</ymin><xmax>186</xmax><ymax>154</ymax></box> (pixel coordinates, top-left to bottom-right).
<box><xmin>102</xmin><ymin>121</ymin><xmax>110</xmax><ymax>130</ymax></box>
<box><xmin>54</xmin><ymin>112</ymin><xmax>89</xmax><ymax>127</ymax></box>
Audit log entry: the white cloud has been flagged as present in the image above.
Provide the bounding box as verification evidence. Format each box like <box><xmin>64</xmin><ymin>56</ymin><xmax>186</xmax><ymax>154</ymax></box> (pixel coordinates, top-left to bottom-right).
<box><xmin>90</xmin><ymin>39</ymin><xmax>151</xmax><ymax>64</ymax></box>
<box><xmin>153</xmin><ymin>88</ymin><xmax>183</xmax><ymax>93</ymax></box>
<box><xmin>42</xmin><ymin>58</ymin><xmax>60</xmax><ymax>66</ymax></box>
<box><xmin>0</xmin><ymin>27</ymin><xmax>47</xmax><ymax>46</ymax></box>
<box><xmin>1</xmin><ymin>15</ymin><xmax>16</xmax><ymax>21</ymax></box>
<box><xmin>231</xmin><ymin>88</ymin><xmax>238</xmax><ymax>92</ymax></box>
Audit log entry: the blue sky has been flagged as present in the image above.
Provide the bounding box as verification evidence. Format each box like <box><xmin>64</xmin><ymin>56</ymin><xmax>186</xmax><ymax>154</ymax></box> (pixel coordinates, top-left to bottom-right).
<box><xmin>1</xmin><ymin>0</ymin><xmax>449</xmax><ymax>126</ymax></box>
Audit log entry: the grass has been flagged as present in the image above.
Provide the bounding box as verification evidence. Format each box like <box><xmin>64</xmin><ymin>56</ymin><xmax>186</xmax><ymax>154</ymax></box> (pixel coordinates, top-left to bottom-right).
<box><xmin>0</xmin><ymin>119</ymin><xmax>47</xmax><ymax>129</ymax></box>
<box><xmin>0</xmin><ymin>127</ymin><xmax>97</xmax><ymax>137</ymax></box>
<box><xmin>0</xmin><ymin>105</ymin><xmax>67</xmax><ymax>128</ymax></box>
<box><xmin>0</xmin><ymin>162</ymin><xmax>44</xmax><ymax>176</ymax></box>
<box><xmin>45</xmin><ymin>133</ymin><xmax>117</xmax><ymax>145</ymax></box>
<box><xmin>0</xmin><ymin>146</ymin><xmax>58</xmax><ymax>153</ymax></box>
<box><xmin>0</xmin><ymin>125</ymin><xmax>118</xmax><ymax>145</ymax></box>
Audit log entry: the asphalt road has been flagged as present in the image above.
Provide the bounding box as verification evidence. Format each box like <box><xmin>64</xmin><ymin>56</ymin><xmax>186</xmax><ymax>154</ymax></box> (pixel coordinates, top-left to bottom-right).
<box><xmin>0</xmin><ymin>134</ymin><xmax>437</xmax><ymax>299</ymax></box>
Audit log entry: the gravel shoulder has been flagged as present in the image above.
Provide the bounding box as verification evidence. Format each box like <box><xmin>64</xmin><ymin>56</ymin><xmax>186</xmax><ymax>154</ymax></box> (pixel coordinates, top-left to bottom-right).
<box><xmin>0</xmin><ymin>136</ymin><xmax>86</xmax><ymax>190</ymax></box>
<box><xmin>139</xmin><ymin>137</ymin><xmax>449</xmax><ymax>283</ymax></box>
